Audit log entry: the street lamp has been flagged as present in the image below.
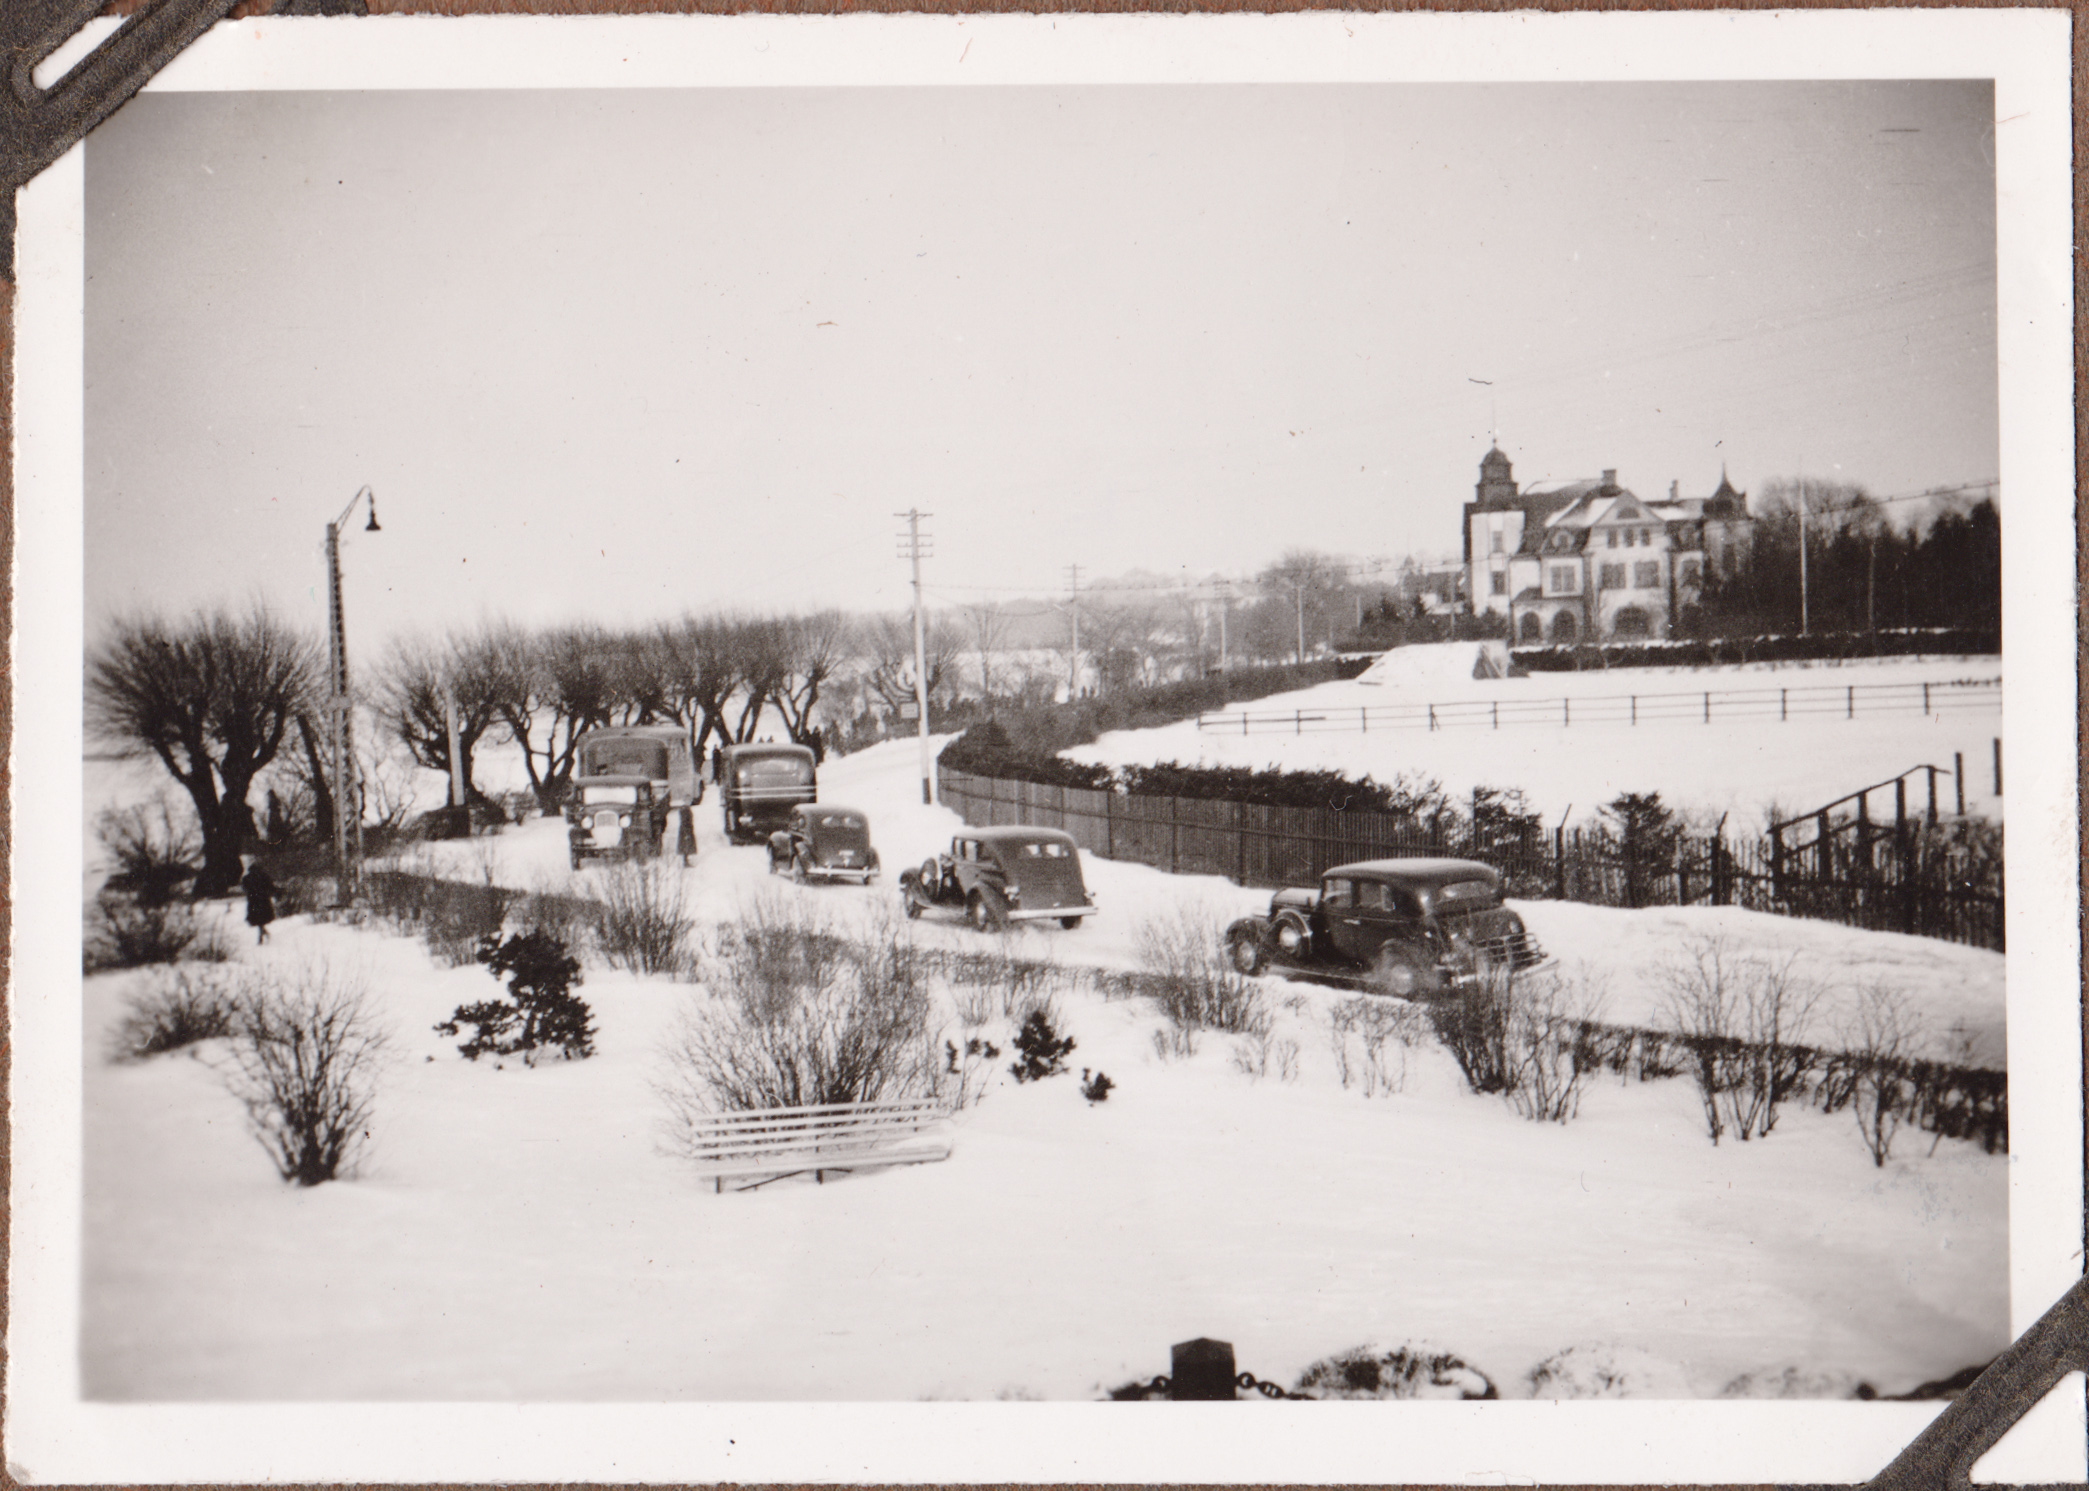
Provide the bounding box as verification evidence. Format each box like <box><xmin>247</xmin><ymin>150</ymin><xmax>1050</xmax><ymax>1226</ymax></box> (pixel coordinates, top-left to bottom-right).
<box><xmin>326</xmin><ymin>485</ymin><xmax>380</xmax><ymax>907</ymax></box>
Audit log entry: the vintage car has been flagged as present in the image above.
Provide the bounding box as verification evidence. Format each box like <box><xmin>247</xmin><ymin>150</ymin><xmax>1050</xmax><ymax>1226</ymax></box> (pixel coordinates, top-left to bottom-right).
<box><xmin>715</xmin><ymin>741</ymin><xmax>818</xmax><ymax>844</ymax></box>
<box><xmin>899</xmin><ymin>826</ymin><xmax>1098</xmax><ymax>931</ymax></box>
<box><xmin>767</xmin><ymin>804</ymin><xmax>882</xmax><ymax>885</ymax></box>
<box><xmin>566</xmin><ymin>724</ymin><xmax>701</xmax><ymax>869</ymax></box>
<box><xmin>1224</xmin><ymin>858</ymin><xmax>1548</xmax><ymax>997</ymax></box>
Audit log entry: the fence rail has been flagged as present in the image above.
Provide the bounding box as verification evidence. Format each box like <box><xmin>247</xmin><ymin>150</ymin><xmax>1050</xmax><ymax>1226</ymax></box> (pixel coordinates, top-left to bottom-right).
<box><xmin>936</xmin><ymin>768</ymin><xmax>2004</xmax><ymax>953</ymax></box>
<box><xmin>1196</xmin><ymin>675</ymin><xmax>2001</xmax><ymax>736</ymax></box>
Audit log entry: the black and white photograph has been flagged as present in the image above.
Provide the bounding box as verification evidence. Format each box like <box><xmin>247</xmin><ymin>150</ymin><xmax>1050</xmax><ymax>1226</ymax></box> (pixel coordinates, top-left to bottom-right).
<box><xmin>9</xmin><ymin>9</ymin><xmax>2079</xmax><ymax>1484</ymax></box>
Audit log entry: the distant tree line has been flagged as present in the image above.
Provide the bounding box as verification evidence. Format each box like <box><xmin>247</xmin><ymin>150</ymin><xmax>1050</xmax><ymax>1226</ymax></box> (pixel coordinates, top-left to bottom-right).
<box><xmin>1687</xmin><ymin>481</ymin><xmax>2000</xmax><ymax>640</ymax></box>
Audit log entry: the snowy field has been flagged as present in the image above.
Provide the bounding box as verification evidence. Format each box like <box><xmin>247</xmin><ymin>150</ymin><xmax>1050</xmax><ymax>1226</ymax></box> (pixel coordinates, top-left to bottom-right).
<box><xmin>1067</xmin><ymin>648</ymin><xmax>2006</xmax><ymax>830</ymax></box>
<box><xmin>81</xmin><ymin>736</ymin><xmax>2008</xmax><ymax>1403</ymax></box>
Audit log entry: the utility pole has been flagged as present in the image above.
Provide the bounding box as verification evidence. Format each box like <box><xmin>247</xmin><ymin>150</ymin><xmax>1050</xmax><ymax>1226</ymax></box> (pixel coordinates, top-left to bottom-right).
<box><xmin>1216</xmin><ymin>579</ymin><xmax>1230</xmax><ymax>673</ymax></box>
<box><xmin>897</xmin><ymin>509</ymin><xmax>934</xmax><ymax>805</ymax></box>
<box><xmin>325</xmin><ymin>486</ymin><xmax>380</xmax><ymax>907</ymax></box>
<box><xmin>1797</xmin><ymin>467</ymin><xmax>1810</xmax><ymax>636</ymax></box>
<box><xmin>1066</xmin><ymin>563</ymin><xmax>1082</xmax><ymax>699</ymax></box>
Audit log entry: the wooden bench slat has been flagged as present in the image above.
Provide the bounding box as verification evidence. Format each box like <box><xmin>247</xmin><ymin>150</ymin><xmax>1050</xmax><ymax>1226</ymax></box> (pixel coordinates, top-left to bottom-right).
<box><xmin>684</xmin><ymin>1097</ymin><xmax>954</xmax><ymax>1190</ymax></box>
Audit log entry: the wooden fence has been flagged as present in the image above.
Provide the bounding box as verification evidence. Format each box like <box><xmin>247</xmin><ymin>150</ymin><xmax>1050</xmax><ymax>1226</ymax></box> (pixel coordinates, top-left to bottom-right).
<box><xmin>936</xmin><ymin>768</ymin><xmax>2004</xmax><ymax>953</ymax></box>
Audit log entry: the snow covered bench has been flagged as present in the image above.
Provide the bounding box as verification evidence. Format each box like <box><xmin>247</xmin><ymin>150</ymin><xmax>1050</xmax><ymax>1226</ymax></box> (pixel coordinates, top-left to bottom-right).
<box><xmin>682</xmin><ymin>1098</ymin><xmax>954</xmax><ymax>1193</ymax></box>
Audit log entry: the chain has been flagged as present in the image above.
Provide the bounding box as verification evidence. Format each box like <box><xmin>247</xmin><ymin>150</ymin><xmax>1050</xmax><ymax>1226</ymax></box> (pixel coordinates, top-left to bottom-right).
<box><xmin>1236</xmin><ymin>1371</ymin><xmax>1316</xmax><ymax>1401</ymax></box>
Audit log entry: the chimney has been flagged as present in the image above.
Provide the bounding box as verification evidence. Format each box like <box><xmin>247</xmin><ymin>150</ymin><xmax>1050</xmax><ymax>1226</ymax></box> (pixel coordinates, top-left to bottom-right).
<box><xmin>1602</xmin><ymin>468</ymin><xmax>1617</xmax><ymax>489</ymax></box>
<box><xmin>1670</xmin><ymin>480</ymin><xmax>1679</xmax><ymax>500</ymax></box>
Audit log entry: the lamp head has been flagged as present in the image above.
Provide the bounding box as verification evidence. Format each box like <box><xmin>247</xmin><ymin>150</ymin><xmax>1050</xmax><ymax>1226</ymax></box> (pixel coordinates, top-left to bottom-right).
<box><xmin>364</xmin><ymin>492</ymin><xmax>381</xmax><ymax>532</ymax></box>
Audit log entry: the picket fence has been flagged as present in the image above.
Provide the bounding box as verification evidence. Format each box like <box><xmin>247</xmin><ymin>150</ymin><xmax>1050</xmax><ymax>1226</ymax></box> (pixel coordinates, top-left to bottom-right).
<box><xmin>935</xmin><ymin>768</ymin><xmax>2003</xmax><ymax>953</ymax></box>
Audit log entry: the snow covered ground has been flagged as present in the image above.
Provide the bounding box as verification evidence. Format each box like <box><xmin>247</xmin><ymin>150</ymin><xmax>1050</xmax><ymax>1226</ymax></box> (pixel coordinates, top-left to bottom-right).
<box><xmin>81</xmin><ymin>736</ymin><xmax>2008</xmax><ymax>1404</ymax></box>
<box><xmin>1067</xmin><ymin>647</ymin><xmax>2006</xmax><ymax>830</ymax></box>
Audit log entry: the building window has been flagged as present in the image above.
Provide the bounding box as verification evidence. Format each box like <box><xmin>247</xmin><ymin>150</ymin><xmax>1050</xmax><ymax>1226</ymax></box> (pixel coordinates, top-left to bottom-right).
<box><xmin>1634</xmin><ymin>560</ymin><xmax>1661</xmax><ymax>589</ymax></box>
<box><xmin>1548</xmin><ymin>564</ymin><xmax>1580</xmax><ymax>595</ymax></box>
<box><xmin>1600</xmin><ymin>562</ymin><xmax>1627</xmax><ymax>590</ymax></box>
<box><xmin>1490</xmin><ymin>530</ymin><xmax>1504</xmax><ymax>553</ymax></box>
<box><xmin>1518</xmin><ymin>611</ymin><xmax>1544</xmax><ymax>644</ymax></box>
<box><xmin>1641</xmin><ymin>529</ymin><xmax>1653</xmax><ymax>546</ymax></box>
<box><xmin>1623</xmin><ymin>528</ymin><xmax>1635</xmax><ymax>547</ymax></box>
<box><xmin>1490</xmin><ymin>571</ymin><xmax>1507</xmax><ymax>596</ymax></box>
<box><xmin>1606</xmin><ymin>530</ymin><xmax>1618</xmax><ymax>548</ymax></box>
<box><xmin>1678</xmin><ymin>558</ymin><xmax>1703</xmax><ymax>587</ymax></box>
<box><xmin>1548</xmin><ymin>609</ymin><xmax>1579</xmax><ymax>644</ymax></box>
<box><xmin>1611</xmin><ymin>606</ymin><xmax>1652</xmax><ymax>640</ymax></box>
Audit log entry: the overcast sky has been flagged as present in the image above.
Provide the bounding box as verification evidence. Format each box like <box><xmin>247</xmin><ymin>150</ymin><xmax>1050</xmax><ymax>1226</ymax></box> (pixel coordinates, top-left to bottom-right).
<box><xmin>85</xmin><ymin>81</ymin><xmax>1997</xmax><ymax>654</ymax></box>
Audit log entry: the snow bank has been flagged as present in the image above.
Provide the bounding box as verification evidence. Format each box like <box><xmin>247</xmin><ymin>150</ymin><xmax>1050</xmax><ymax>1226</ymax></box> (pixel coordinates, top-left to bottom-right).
<box><xmin>79</xmin><ymin>735</ymin><xmax>2007</xmax><ymax>1403</ymax></box>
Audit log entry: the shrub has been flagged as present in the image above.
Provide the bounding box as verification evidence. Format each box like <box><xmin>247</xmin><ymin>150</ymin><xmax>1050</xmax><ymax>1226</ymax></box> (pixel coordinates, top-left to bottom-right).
<box><xmin>1841</xmin><ymin>985</ymin><xmax>1920</xmax><ymax>1167</ymax></box>
<box><xmin>588</xmin><ymin>861</ymin><xmax>699</xmax><ymax>974</ymax></box>
<box><xmin>85</xmin><ymin>894</ymin><xmax>223</xmax><ymax>971</ymax></box>
<box><xmin>110</xmin><ymin>966</ymin><xmax>239</xmax><ymax>1059</ymax></box>
<box><xmin>1502</xmin><ymin>968</ymin><xmax>1608</xmax><ymax>1123</ymax></box>
<box><xmin>1009</xmin><ymin>1008</ymin><xmax>1075</xmax><ymax>1082</ymax></box>
<box><xmin>936</xmin><ymin>1035</ymin><xmax>1001</xmax><ymax>1111</ymax></box>
<box><xmin>421</xmin><ymin>880</ymin><xmax>515</xmax><ymax>968</ymax></box>
<box><xmin>1328</xmin><ymin>997</ymin><xmax>1423</xmax><ymax>1096</ymax></box>
<box><xmin>1428</xmin><ymin>977</ymin><xmax>1515</xmax><ymax>1095</ymax></box>
<box><xmin>660</xmin><ymin>903</ymin><xmax>935</xmax><ymax>1118</ymax></box>
<box><xmin>219</xmin><ymin>964</ymin><xmax>389</xmax><ymax>1186</ymax></box>
<box><xmin>1134</xmin><ymin>905</ymin><xmax>1269</xmax><ymax>1045</ymax></box>
<box><xmin>1079</xmin><ymin>1067</ymin><xmax>1115</xmax><ymax>1103</ymax></box>
<box><xmin>1660</xmin><ymin>936</ymin><xmax>1820</xmax><ymax>1143</ymax></box>
<box><xmin>435</xmin><ymin>929</ymin><xmax>595</xmax><ymax>1064</ymax></box>
<box><xmin>1294</xmin><ymin>1343</ymin><xmax>1497</xmax><ymax>1400</ymax></box>
<box><xmin>95</xmin><ymin>796</ymin><xmax>200</xmax><ymax>906</ymax></box>
<box><xmin>1230</xmin><ymin>1029</ymin><xmax>1300</xmax><ymax>1082</ymax></box>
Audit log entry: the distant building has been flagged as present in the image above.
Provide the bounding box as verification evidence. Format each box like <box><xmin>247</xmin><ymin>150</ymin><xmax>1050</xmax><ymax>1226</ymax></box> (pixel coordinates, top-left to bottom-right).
<box><xmin>1462</xmin><ymin>447</ymin><xmax>1752</xmax><ymax>645</ymax></box>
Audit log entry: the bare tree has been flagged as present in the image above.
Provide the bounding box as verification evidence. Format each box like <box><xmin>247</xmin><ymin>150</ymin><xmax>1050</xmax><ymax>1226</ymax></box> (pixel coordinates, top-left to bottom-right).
<box><xmin>1841</xmin><ymin>985</ymin><xmax>1920</xmax><ymax>1167</ymax></box>
<box><xmin>862</xmin><ymin>612</ymin><xmax>961</xmax><ymax>716</ymax></box>
<box><xmin>485</xmin><ymin>623</ymin><xmax>619</xmax><ymax>809</ymax></box>
<box><xmin>374</xmin><ymin>627</ymin><xmax>507</xmax><ymax>808</ymax></box>
<box><xmin>965</xmin><ymin>601</ymin><xmax>1010</xmax><ymax>702</ymax></box>
<box><xmin>771</xmin><ymin>612</ymin><xmax>853</xmax><ymax>750</ymax></box>
<box><xmin>88</xmin><ymin>607</ymin><xmax>319</xmax><ymax>896</ymax></box>
<box><xmin>1258</xmin><ymin>549</ymin><xmax>1343</xmax><ymax>661</ymax></box>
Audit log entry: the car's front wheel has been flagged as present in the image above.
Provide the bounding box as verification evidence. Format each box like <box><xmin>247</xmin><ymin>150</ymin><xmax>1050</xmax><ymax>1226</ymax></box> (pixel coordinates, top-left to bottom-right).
<box><xmin>1371</xmin><ymin>947</ymin><xmax>1429</xmax><ymax>999</ymax></box>
<box><xmin>1059</xmin><ymin>915</ymin><xmax>1083</xmax><ymax>930</ymax></box>
<box><xmin>967</xmin><ymin>889</ymin><xmax>1007</xmax><ymax>933</ymax></box>
<box><xmin>1228</xmin><ymin>929</ymin><xmax>1269</xmax><ymax>975</ymax></box>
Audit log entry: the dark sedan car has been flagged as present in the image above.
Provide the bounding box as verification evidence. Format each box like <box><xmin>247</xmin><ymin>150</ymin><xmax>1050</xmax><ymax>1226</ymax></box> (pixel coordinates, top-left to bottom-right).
<box><xmin>767</xmin><ymin>804</ymin><xmax>881</xmax><ymax>885</ymax></box>
<box><xmin>1224</xmin><ymin>857</ymin><xmax>1547</xmax><ymax>997</ymax></box>
<box><xmin>900</xmin><ymin>826</ymin><xmax>1098</xmax><ymax>931</ymax></box>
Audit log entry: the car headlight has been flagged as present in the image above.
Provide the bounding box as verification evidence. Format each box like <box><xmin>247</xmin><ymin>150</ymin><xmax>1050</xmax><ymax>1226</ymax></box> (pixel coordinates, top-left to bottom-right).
<box><xmin>619</xmin><ymin>814</ymin><xmax>631</xmax><ymax>827</ymax></box>
<box><xmin>1004</xmin><ymin>885</ymin><xmax>1020</xmax><ymax>903</ymax></box>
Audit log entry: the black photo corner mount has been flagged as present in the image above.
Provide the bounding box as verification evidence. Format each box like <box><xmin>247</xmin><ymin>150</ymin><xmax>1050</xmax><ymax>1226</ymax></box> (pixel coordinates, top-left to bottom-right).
<box><xmin>4</xmin><ymin>5</ymin><xmax>2083</xmax><ymax>1486</ymax></box>
<box><xmin>0</xmin><ymin>0</ymin><xmax>365</xmax><ymax>283</ymax></box>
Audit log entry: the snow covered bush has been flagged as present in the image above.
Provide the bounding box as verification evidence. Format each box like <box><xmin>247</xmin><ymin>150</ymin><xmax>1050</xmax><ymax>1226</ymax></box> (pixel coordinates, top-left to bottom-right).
<box><xmin>1660</xmin><ymin>935</ymin><xmax>1821</xmax><ymax>1144</ymax></box>
<box><xmin>1427</xmin><ymin>973</ymin><xmax>1515</xmax><ymax>1095</ymax></box>
<box><xmin>1525</xmin><ymin>1343</ymin><xmax>1696</xmax><ymax>1399</ymax></box>
<box><xmin>95</xmin><ymin>794</ymin><xmax>199</xmax><ymax>906</ymax></box>
<box><xmin>587</xmin><ymin>861</ymin><xmax>699</xmax><ymax>975</ymax></box>
<box><xmin>1502</xmin><ymin>968</ymin><xmax>1608</xmax><ymax>1123</ymax></box>
<box><xmin>111</xmin><ymin>966</ymin><xmax>239</xmax><ymax>1059</ymax></box>
<box><xmin>1293</xmin><ymin>1343</ymin><xmax>1497</xmax><ymax>1400</ymax></box>
<box><xmin>1327</xmin><ymin>997</ymin><xmax>1423</xmax><ymax>1095</ymax></box>
<box><xmin>85</xmin><ymin>894</ymin><xmax>221</xmax><ymax>971</ymax></box>
<box><xmin>220</xmin><ymin>963</ymin><xmax>390</xmax><ymax>1186</ymax></box>
<box><xmin>1231</xmin><ymin>1028</ymin><xmax>1300</xmax><ymax>1082</ymax></box>
<box><xmin>1133</xmin><ymin>904</ymin><xmax>1269</xmax><ymax>1045</ymax></box>
<box><xmin>659</xmin><ymin>904</ymin><xmax>935</xmax><ymax>1117</ymax></box>
<box><xmin>1839</xmin><ymin>985</ymin><xmax>1920</xmax><ymax>1166</ymax></box>
<box><xmin>434</xmin><ymin>929</ymin><xmax>595</xmax><ymax>1064</ymax></box>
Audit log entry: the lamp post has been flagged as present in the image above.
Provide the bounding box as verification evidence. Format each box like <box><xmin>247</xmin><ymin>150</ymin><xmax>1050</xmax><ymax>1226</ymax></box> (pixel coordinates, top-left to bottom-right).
<box><xmin>326</xmin><ymin>485</ymin><xmax>381</xmax><ymax>907</ymax></box>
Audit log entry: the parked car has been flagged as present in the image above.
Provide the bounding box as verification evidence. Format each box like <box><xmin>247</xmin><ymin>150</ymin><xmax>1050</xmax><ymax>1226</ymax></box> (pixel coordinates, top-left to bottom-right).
<box><xmin>1224</xmin><ymin>857</ymin><xmax>1547</xmax><ymax>997</ymax></box>
<box><xmin>715</xmin><ymin>741</ymin><xmax>817</xmax><ymax>844</ymax></box>
<box><xmin>768</xmin><ymin>804</ymin><xmax>881</xmax><ymax>885</ymax></box>
<box><xmin>900</xmin><ymin>826</ymin><xmax>1098</xmax><ymax>931</ymax></box>
<box><xmin>567</xmin><ymin>724</ymin><xmax>700</xmax><ymax>868</ymax></box>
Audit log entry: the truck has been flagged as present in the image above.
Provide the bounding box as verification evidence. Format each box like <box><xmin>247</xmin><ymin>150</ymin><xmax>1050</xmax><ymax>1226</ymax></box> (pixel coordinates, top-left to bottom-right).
<box><xmin>715</xmin><ymin>740</ymin><xmax>818</xmax><ymax>844</ymax></box>
<box><xmin>565</xmin><ymin>725</ymin><xmax>700</xmax><ymax>869</ymax></box>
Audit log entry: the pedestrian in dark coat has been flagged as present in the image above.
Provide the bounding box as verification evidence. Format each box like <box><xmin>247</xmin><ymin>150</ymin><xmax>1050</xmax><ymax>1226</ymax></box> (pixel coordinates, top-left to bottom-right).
<box><xmin>676</xmin><ymin>806</ymin><xmax>698</xmax><ymax>867</ymax></box>
<box><xmin>241</xmin><ymin>858</ymin><xmax>277</xmax><ymax>945</ymax></box>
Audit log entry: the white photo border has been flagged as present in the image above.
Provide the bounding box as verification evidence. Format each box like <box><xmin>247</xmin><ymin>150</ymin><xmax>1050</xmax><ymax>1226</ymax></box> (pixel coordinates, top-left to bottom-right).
<box><xmin>10</xmin><ymin>9</ymin><xmax>2078</xmax><ymax>1483</ymax></box>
